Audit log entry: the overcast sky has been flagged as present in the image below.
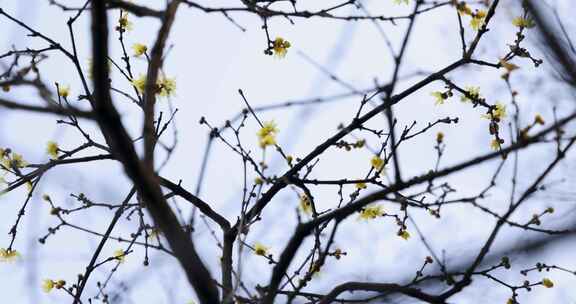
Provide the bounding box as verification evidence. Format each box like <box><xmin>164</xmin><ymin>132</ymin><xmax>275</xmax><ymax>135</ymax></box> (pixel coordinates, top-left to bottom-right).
<box><xmin>1</xmin><ymin>0</ymin><xmax>576</xmax><ymax>303</ymax></box>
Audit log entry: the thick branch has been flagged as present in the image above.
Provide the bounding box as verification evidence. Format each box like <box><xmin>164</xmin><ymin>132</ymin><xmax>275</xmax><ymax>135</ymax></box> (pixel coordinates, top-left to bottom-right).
<box><xmin>89</xmin><ymin>2</ymin><xmax>219</xmax><ymax>303</ymax></box>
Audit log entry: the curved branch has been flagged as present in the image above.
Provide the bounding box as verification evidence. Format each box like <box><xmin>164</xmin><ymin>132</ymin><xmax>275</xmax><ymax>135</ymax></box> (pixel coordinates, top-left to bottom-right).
<box><xmin>319</xmin><ymin>282</ymin><xmax>444</xmax><ymax>304</ymax></box>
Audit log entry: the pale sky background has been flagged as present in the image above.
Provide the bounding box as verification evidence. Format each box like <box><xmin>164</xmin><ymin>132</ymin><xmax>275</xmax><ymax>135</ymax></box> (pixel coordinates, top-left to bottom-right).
<box><xmin>1</xmin><ymin>0</ymin><xmax>576</xmax><ymax>303</ymax></box>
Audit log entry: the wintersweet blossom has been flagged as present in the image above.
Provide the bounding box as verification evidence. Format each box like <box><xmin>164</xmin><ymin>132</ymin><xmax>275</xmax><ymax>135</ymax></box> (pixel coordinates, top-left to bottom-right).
<box><xmin>254</xmin><ymin>243</ymin><xmax>268</xmax><ymax>256</ymax></box>
<box><xmin>370</xmin><ymin>155</ymin><xmax>385</xmax><ymax>171</ymax></box>
<box><xmin>46</xmin><ymin>141</ymin><xmax>59</xmax><ymax>159</ymax></box>
<box><xmin>512</xmin><ymin>16</ymin><xmax>535</xmax><ymax>29</ymax></box>
<box><xmin>0</xmin><ymin>248</ymin><xmax>20</xmax><ymax>262</ymax></box>
<box><xmin>132</xmin><ymin>43</ymin><xmax>148</xmax><ymax>57</ymax></box>
<box><xmin>58</xmin><ymin>85</ymin><xmax>70</xmax><ymax>98</ymax></box>
<box><xmin>257</xmin><ymin>121</ymin><xmax>279</xmax><ymax>148</ymax></box>
<box><xmin>359</xmin><ymin>205</ymin><xmax>384</xmax><ymax>220</ymax></box>
<box><xmin>272</xmin><ymin>37</ymin><xmax>291</xmax><ymax>58</ymax></box>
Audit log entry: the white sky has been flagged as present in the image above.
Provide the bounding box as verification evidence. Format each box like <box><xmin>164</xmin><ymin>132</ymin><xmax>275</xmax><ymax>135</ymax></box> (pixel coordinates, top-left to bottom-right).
<box><xmin>1</xmin><ymin>0</ymin><xmax>576</xmax><ymax>303</ymax></box>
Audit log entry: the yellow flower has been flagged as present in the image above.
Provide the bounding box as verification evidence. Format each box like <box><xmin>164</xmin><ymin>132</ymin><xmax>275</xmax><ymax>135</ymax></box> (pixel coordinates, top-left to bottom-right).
<box><xmin>370</xmin><ymin>155</ymin><xmax>385</xmax><ymax>171</ymax></box>
<box><xmin>299</xmin><ymin>194</ymin><xmax>312</xmax><ymax>214</ymax></box>
<box><xmin>431</xmin><ymin>91</ymin><xmax>446</xmax><ymax>105</ymax></box>
<box><xmin>2</xmin><ymin>84</ymin><xmax>10</xmax><ymax>92</ymax></box>
<box><xmin>470</xmin><ymin>10</ymin><xmax>487</xmax><ymax>31</ymax></box>
<box><xmin>58</xmin><ymin>85</ymin><xmax>70</xmax><ymax>98</ymax></box>
<box><xmin>118</xmin><ymin>11</ymin><xmax>132</xmax><ymax>32</ymax></box>
<box><xmin>493</xmin><ymin>102</ymin><xmax>507</xmax><ymax>120</ymax></box>
<box><xmin>158</xmin><ymin>76</ymin><xmax>176</xmax><ymax>97</ymax></box>
<box><xmin>398</xmin><ymin>230</ymin><xmax>410</xmax><ymax>240</ymax></box>
<box><xmin>257</xmin><ymin>121</ymin><xmax>279</xmax><ymax>148</ymax></box>
<box><xmin>507</xmin><ymin>298</ymin><xmax>515</xmax><ymax>304</ymax></box>
<box><xmin>114</xmin><ymin>249</ymin><xmax>125</xmax><ymax>263</ymax></box>
<box><xmin>499</xmin><ymin>59</ymin><xmax>519</xmax><ymax>73</ymax></box>
<box><xmin>490</xmin><ymin>138</ymin><xmax>501</xmax><ymax>151</ymax></box>
<box><xmin>483</xmin><ymin>102</ymin><xmax>507</xmax><ymax>121</ymax></box>
<box><xmin>131</xmin><ymin>75</ymin><xmax>176</xmax><ymax>97</ymax></box>
<box><xmin>254</xmin><ymin>243</ymin><xmax>268</xmax><ymax>256</ymax></box>
<box><xmin>4</xmin><ymin>153</ymin><xmax>29</xmax><ymax>169</ymax></box>
<box><xmin>260</xmin><ymin>135</ymin><xmax>276</xmax><ymax>147</ymax></box>
<box><xmin>0</xmin><ymin>248</ymin><xmax>20</xmax><ymax>262</ymax></box>
<box><xmin>42</xmin><ymin>279</ymin><xmax>55</xmax><ymax>293</ymax></box>
<box><xmin>46</xmin><ymin>141</ymin><xmax>59</xmax><ymax>159</ymax></box>
<box><xmin>542</xmin><ymin>278</ymin><xmax>554</xmax><ymax>288</ymax></box>
<box><xmin>272</xmin><ymin>37</ymin><xmax>291</xmax><ymax>58</ymax></box>
<box><xmin>41</xmin><ymin>279</ymin><xmax>65</xmax><ymax>292</ymax></box>
<box><xmin>359</xmin><ymin>205</ymin><xmax>384</xmax><ymax>220</ymax></box>
<box><xmin>460</xmin><ymin>86</ymin><xmax>480</xmax><ymax>102</ymax></box>
<box><xmin>131</xmin><ymin>74</ymin><xmax>147</xmax><ymax>93</ymax></box>
<box><xmin>132</xmin><ymin>43</ymin><xmax>148</xmax><ymax>57</ymax></box>
<box><xmin>512</xmin><ymin>16</ymin><xmax>535</xmax><ymax>28</ymax></box>
<box><xmin>355</xmin><ymin>182</ymin><xmax>367</xmax><ymax>189</ymax></box>
<box><xmin>393</xmin><ymin>0</ymin><xmax>409</xmax><ymax>4</ymax></box>
<box><xmin>534</xmin><ymin>114</ymin><xmax>545</xmax><ymax>125</ymax></box>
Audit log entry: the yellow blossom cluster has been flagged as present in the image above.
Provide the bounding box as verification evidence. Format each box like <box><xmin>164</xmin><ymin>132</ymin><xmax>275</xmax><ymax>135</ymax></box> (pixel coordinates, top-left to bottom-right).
<box><xmin>359</xmin><ymin>205</ymin><xmax>384</xmax><ymax>220</ymax></box>
<box><xmin>1</xmin><ymin>148</ymin><xmax>28</xmax><ymax>170</ymax></box>
<box><xmin>272</xmin><ymin>37</ymin><xmax>291</xmax><ymax>58</ymax></box>
<box><xmin>117</xmin><ymin>11</ymin><xmax>132</xmax><ymax>32</ymax></box>
<box><xmin>460</xmin><ymin>86</ymin><xmax>481</xmax><ymax>103</ymax></box>
<box><xmin>370</xmin><ymin>155</ymin><xmax>385</xmax><ymax>171</ymax></box>
<box><xmin>257</xmin><ymin>121</ymin><xmax>279</xmax><ymax>148</ymax></box>
<box><xmin>455</xmin><ymin>3</ymin><xmax>486</xmax><ymax>31</ymax></box>
<box><xmin>482</xmin><ymin>102</ymin><xmax>507</xmax><ymax>121</ymax></box>
<box><xmin>431</xmin><ymin>91</ymin><xmax>449</xmax><ymax>105</ymax></box>
<box><xmin>0</xmin><ymin>248</ymin><xmax>20</xmax><ymax>262</ymax></box>
<box><xmin>131</xmin><ymin>75</ymin><xmax>177</xmax><ymax>97</ymax></box>
<box><xmin>42</xmin><ymin>279</ymin><xmax>65</xmax><ymax>293</ymax></box>
<box><xmin>469</xmin><ymin>10</ymin><xmax>487</xmax><ymax>31</ymax></box>
<box><xmin>482</xmin><ymin>102</ymin><xmax>507</xmax><ymax>150</ymax></box>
